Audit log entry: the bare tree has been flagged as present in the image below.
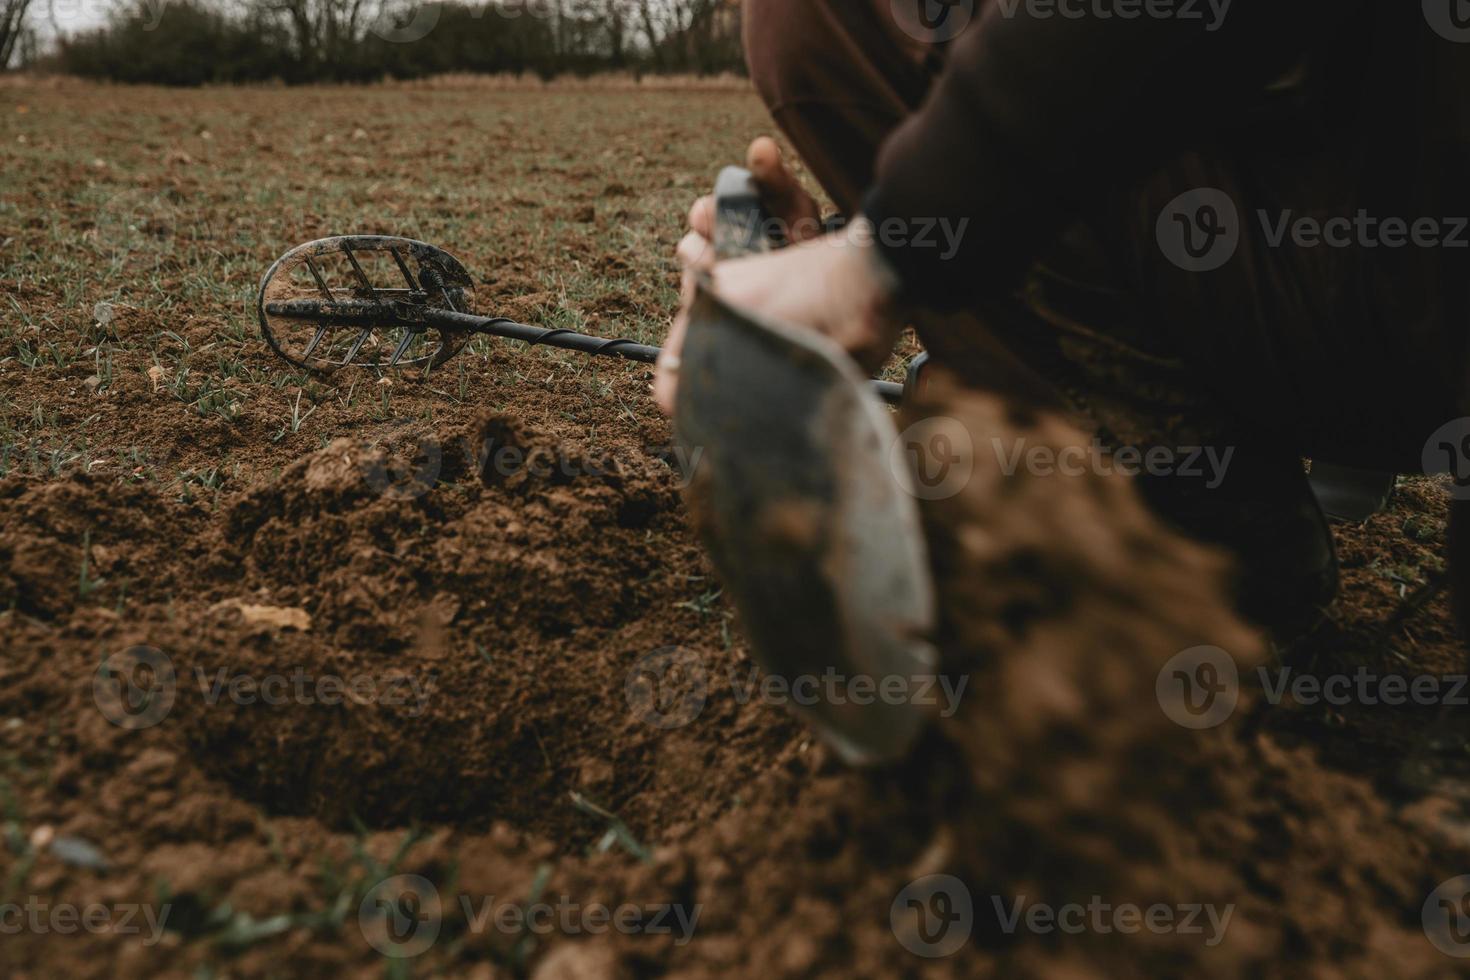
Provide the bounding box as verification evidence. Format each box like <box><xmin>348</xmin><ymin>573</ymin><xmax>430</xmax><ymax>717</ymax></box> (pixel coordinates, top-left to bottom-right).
<box><xmin>653</xmin><ymin>0</ymin><xmax>737</xmax><ymax>73</ymax></box>
<box><xmin>603</xmin><ymin>0</ymin><xmax>630</xmax><ymax>66</ymax></box>
<box><xmin>0</xmin><ymin>0</ymin><xmax>34</xmax><ymax>68</ymax></box>
<box><xmin>257</xmin><ymin>0</ymin><xmax>372</xmax><ymax>68</ymax></box>
<box><xmin>635</xmin><ymin>0</ymin><xmax>669</xmax><ymax>68</ymax></box>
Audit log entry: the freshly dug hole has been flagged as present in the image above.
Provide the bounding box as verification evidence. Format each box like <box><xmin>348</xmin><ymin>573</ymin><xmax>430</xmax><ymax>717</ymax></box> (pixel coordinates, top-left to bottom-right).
<box><xmin>167</xmin><ymin>415</ymin><xmax>797</xmax><ymax>842</ymax></box>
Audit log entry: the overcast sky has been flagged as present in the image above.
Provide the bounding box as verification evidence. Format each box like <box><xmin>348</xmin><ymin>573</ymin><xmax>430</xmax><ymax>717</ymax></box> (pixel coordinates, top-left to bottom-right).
<box><xmin>33</xmin><ymin>0</ymin><xmax>115</xmax><ymax>39</ymax></box>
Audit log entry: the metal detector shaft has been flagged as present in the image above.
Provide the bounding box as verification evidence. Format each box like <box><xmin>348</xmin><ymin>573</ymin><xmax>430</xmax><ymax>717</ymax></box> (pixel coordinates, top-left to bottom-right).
<box><xmin>430</xmin><ymin>308</ymin><xmax>664</xmax><ymax>364</ymax></box>
<box><xmin>261</xmin><ymin>298</ymin><xmax>905</xmax><ymax>404</ymax></box>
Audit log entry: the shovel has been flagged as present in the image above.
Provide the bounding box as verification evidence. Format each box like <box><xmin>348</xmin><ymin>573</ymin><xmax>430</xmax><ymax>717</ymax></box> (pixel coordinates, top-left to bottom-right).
<box><xmin>673</xmin><ymin>167</ymin><xmax>938</xmax><ymax>764</ymax></box>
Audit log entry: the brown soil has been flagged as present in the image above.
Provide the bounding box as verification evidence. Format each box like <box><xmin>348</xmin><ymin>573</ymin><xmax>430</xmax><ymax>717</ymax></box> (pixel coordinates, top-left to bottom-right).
<box><xmin>3</xmin><ymin>81</ymin><xmax>1469</xmax><ymax>979</ymax></box>
<box><xmin>3</xmin><ymin>372</ymin><xmax>1467</xmax><ymax>977</ymax></box>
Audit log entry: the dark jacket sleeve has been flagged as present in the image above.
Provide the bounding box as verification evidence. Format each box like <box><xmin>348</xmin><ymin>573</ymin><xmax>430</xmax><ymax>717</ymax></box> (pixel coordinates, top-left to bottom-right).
<box><xmin>862</xmin><ymin>1</ymin><xmax>1316</xmax><ymax>305</ymax></box>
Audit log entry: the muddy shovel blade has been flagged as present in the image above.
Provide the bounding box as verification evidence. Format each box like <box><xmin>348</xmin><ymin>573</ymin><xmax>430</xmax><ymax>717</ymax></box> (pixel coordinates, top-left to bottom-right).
<box><xmin>673</xmin><ymin>283</ymin><xmax>937</xmax><ymax>765</ymax></box>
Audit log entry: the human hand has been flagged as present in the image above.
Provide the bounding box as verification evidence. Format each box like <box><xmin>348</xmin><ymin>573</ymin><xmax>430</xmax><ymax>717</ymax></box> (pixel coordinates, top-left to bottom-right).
<box><xmin>655</xmin><ymin>139</ymin><xmax>899</xmax><ymax>416</ymax></box>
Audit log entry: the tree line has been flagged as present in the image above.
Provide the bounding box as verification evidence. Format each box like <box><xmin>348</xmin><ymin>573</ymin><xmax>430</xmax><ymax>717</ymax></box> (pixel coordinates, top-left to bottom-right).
<box><xmin>3</xmin><ymin>0</ymin><xmax>745</xmax><ymax>85</ymax></box>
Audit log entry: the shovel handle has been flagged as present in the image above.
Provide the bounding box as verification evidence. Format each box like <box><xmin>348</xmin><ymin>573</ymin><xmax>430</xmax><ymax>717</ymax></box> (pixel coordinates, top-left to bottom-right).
<box><xmin>712</xmin><ymin>166</ymin><xmax>777</xmax><ymax>260</ymax></box>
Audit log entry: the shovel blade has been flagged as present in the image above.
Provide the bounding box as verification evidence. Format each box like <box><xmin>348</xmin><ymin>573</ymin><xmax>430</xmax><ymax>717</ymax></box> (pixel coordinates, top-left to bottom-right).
<box><xmin>674</xmin><ymin>283</ymin><xmax>937</xmax><ymax>764</ymax></box>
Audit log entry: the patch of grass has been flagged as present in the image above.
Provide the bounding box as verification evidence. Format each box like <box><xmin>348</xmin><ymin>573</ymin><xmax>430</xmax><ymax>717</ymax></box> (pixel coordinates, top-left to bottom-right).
<box><xmin>676</xmin><ymin>586</ymin><xmax>726</xmax><ymax>618</ymax></box>
<box><xmin>569</xmin><ymin>791</ymin><xmax>652</xmax><ymax>864</ymax></box>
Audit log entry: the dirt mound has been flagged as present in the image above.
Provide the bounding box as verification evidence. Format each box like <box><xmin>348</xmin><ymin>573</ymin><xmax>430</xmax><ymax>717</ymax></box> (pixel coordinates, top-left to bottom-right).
<box><xmin>223</xmin><ymin>414</ymin><xmax>677</xmax><ymax>648</ymax></box>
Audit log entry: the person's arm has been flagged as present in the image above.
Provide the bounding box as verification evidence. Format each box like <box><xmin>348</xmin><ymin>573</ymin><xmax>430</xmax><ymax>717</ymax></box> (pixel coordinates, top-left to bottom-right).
<box><xmin>863</xmin><ymin>1</ymin><xmax>1317</xmax><ymax>304</ymax></box>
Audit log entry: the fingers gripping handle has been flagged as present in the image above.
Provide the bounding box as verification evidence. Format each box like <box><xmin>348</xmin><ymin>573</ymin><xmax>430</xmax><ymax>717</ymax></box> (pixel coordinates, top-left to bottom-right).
<box><xmin>713</xmin><ymin>166</ymin><xmax>777</xmax><ymax>260</ymax></box>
